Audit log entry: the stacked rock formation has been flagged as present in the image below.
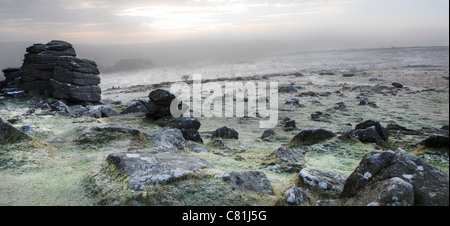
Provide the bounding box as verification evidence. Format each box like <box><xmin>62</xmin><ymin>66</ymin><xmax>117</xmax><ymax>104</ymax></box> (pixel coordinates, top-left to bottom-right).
<box><xmin>1</xmin><ymin>67</ymin><xmax>21</xmax><ymax>88</ymax></box>
<box><xmin>1</xmin><ymin>40</ymin><xmax>101</xmax><ymax>103</ymax></box>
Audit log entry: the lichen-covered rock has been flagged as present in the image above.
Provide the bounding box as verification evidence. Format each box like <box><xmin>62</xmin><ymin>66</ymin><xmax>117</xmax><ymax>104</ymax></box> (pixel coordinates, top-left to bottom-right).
<box><xmin>289</xmin><ymin>128</ymin><xmax>335</xmax><ymax>146</ymax></box>
<box><xmin>215</xmin><ymin>171</ymin><xmax>273</xmax><ymax>195</ymax></box>
<box><xmin>143</xmin><ymin>127</ymin><xmax>187</xmax><ymax>152</ymax></box>
<box><xmin>341</xmin><ymin>149</ymin><xmax>449</xmax><ymax>206</ymax></box>
<box><xmin>186</xmin><ymin>140</ymin><xmax>210</xmax><ymax>153</ymax></box>
<box><xmin>345</xmin><ymin>177</ymin><xmax>414</xmax><ymax>206</ymax></box>
<box><xmin>106</xmin><ymin>150</ymin><xmax>213</xmax><ymax>190</ymax></box>
<box><xmin>91</xmin><ymin>125</ymin><xmax>142</xmax><ymax>137</ymax></box>
<box><xmin>283</xmin><ymin>184</ymin><xmax>310</xmax><ymax>205</ymax></box>
<box><xmin>82</xmin><ymin>105</ymin><xmax>119</xmax><ymax>118</ymax></box>
<box><xmin>121</xmin><ymin>99</ymin><xmax>148</xmax><ymax>114</ymax></box>
<box><xmin>272</xmin><ymin>147</ymin><xmax>304</xmax><ymax>164</ymax></box>
<box><xmin>299</xmin><ymin>168</ymin><xmax>347</xmax><ymax>192</ymax></box>
<box><xmin>355</xmin><ymin>120</ymin><xmax>389</xmax><ymax>141</ymax></box>
<box><xmin>0</xmin><ymin>116</ymin><xmax>31</xmax><ymax>143</ymax></box>
<box><xmin>83</xmin><ymin>162</ymin><xmax>246</xmax><ymax>206</ymax></box>
<box><xmin>211</xmin><ymin>126</ymin><xmax>239</xmax><ymax>140</ymax></box>
<box><xmin>51</xmin><ymin>100</ymin><xmax>74</xmax><ymax>117</ymax></box>
<box><xmin>264</xmin><ymin>147</ymin><xmax>305</xmax><ymax>173</ymax></box>
<box><xmin>156</xmin><ymin>117</ymin><xmax>203</xmax><ymax>143</ymax></box>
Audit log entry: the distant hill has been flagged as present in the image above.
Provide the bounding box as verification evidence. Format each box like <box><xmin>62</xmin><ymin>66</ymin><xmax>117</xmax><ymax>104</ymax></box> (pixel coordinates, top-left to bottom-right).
<box><xmin>102</xmin><ymin>58</ymin><xmax>155</xmax><ymax>73</ymax></box>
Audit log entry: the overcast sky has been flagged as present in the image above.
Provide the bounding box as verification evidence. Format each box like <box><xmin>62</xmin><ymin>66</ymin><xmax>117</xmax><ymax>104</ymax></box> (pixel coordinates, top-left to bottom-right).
<box><xmin>0</xmin><ymin>0</ymin><xmax>448</xmax><ymax>47</ymax></box>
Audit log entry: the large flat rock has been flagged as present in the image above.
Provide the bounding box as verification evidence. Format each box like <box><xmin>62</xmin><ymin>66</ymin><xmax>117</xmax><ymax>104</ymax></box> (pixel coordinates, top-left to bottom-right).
<box><xmin>107</xmin><ymin>150</ymin><xmax>213</xmax><ymax>190</ymax></box>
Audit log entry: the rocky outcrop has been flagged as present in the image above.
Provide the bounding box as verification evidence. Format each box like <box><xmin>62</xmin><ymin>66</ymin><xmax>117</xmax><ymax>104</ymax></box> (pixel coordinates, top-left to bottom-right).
<box><xmin>341</xmin><ymin>150</ymin><xmax>449</xmax><ymax>206</ymax></box>
<box><xmin>1</xmin><ymin>40</ymin><xmax>101</xmax><ymax>103</ymax></box>
<box><xmin>0</xmin><ymin>116</ymin><xmax>31</xmax><ymax>143</ymax></box>
<box><xmin>106</xmin><ymin>150</ymin><xmax>213</xmax><ymax>190</ymax></box>
<box><xmin>1</xmin><ymin>68</ymin><xmax>21</xmax><ymax>89</ymax></box>
<box><xmin>289</xmin><ymin>128</ymin><xmax>335</xmax><ymax>146</ymax></box>
<box><xmin>215</xmin><ymin>171</ymin><xmax>273</xmax><ymax>195</ymax></box>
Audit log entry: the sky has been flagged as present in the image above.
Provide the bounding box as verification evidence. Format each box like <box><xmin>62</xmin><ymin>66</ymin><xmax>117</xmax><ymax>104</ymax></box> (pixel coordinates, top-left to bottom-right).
<box><xmin>0</xmin><ymin>0</ymin><xmax>448</xmax><ymax>47</ymax></box>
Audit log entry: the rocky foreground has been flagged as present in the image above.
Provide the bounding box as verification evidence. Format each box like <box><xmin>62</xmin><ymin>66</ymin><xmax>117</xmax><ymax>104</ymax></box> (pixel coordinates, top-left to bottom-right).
<box><xmin>0</xmin><ymin>41</ymin><xmax>449</xmax><ymax>206</ymax></box>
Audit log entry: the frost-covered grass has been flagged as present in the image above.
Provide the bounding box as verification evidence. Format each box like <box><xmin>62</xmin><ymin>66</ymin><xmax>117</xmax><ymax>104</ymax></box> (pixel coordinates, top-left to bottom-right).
<box><xmin>0</xmin><ymin>63</ymin><xmax>448</xmax><ymax>205</ymax></box>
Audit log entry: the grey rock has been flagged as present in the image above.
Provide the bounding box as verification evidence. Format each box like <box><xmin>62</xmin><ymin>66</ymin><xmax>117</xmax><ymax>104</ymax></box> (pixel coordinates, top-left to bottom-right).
<box><xmin>107</xmin><ymin>150</ymin><xmax>213</xmax><ymax>190</ymax></box>
<box><xmin>53</xmin><ymin>66</ymin><xmax>100</xmax><ymax>86</ymax></box>
<box><xmin>267</xmin><ymin>147</ymin><xmax>305</xmax><ymax>172</ymax></box>
<box><xmin>284</xmin><ymin>120</ymin><xmax>296</xmax><ymax>131</ymax></box>
<box><xmin>211</xmin><ymin>126</ymin><xmax>239</xmax><ymax>139</ymax></box>
<box><xmin>69</xmin><ymin>105</ymin><xmax>88</xmax><ymax>117</ymax></box>
<box><xmin>351</xmin><ymin>126</ymin><xmax>384</xmax><ymax>144</ymax></box>
<box><xmin>272</xmin><ymin>147</ymin><xmax>305</xmax><ymax>164</ymax></box>
<box><xmin>289</xmin><ymin>128</ymin><xmax>335</xmax><ymax>146</ymax></box>
<box><xmin>285</xmin><ymin>98</ymin><xmax>304</xmax><ymax>107</ymax></box>
<box><xmin>341</xmin><ymin>150</ymin><xmax>449</xmax><ymax>206</ymax></box>
<box><xmin>40</xmin><ymin>103</ymin><xmax>50</xmax><ymax>110</ymax></box>
<box><xmin>82</xmin><ymin>105</ymin><xmax>119</xmax><ymax>118</ymax></box>
<box><xmin>355</xmin><ymin>120</ymin><xmax>389</xmax><ymax>141</ymax></box>
<box><xmin>283</xmin><ymin>184</ymin><xmax>310</xmax><ymax>205</ymax></box>
<box><xmin>278</xmin><ymin>85</ymin><xmax>298</xmax><ymax>93</ymax></box>
<box><xmin>148</xmin><ymin>89</ymin><xmax>176</xmax><ymax>106</ymax></box>
<box><xmin>51</xmin><ymin>101</ymin><xmax>74</xmax><ymax>117</ymax></box>
<box><xmin>315</xmin><ymin>199</ymin><xmax>341</xmax><ymax>206</ymax></box>
<box><xmin>211</xmin><ymin>138</ymin><xmax>234</xmax><ymax>152</ymax></box>
<box><xmin>215</xmin><ymin>171</ymin><xmax>273</xmax><ymax>195</ymax></box>
<box><xmin>392</xmin><ymin>82</ymin><xmax>404</xmax><ymax>88</ymax></box>
<box><xmin>91</xmin><ymin>125</ymin><xmax>142</xmax><ymax>137</ymax></box>
<box><xmin>20</xmin><ymin>124</ymin><xmax>37</xmax><ymax>132</ymax></box>
<box><xmin>359</xmin><ymin>96</ymin><xmax>368</xmax><ymax>106</ymax></box>
<box><xmin>420</xmin><ymin>134</ymin><xmax>449</xmax><ymax>148</ymax></box>
<box><xmin>144</xmin><ymin>127</ymin><xmax>186</xmax><ymax>152</ymax></box>
<box><xmin>146</xmin><ymin>100</ymin><xmax>172</xmax><ymax>119</ymax></box>
<box><xmin>50</xmin><ymin>79</ymin><xmax>101</xmax><ymax>103</ymax></box>
<box><xmin>386</xmin><ymin>123</ymin><xmax>422</xmax><ymax>135</ymax></box>
<box><xmin>186</xmin><ymin>140</ymin><xmax>210</xmax><ymax>153</ymax></box>
<box><xmin>345</xmin><ymin>177</ymin><xmax>414</xmax><ymax>206</ymax></box>
<box><xmin>156</xmin><ymin>117</ymin><xmax>203</xmax><ymax>143</ymax></box>
<box><xmin>0</xmin><ymin>116</ymin><xmax>31</xmax><ymax>143</ymax></box>
<box><xmin>299</xmin><ymin>168</ymin><xmax>347</xmax><ymax>192</ymax></box>
<box><xmin>261</xmin><ymin>129</ymin><xmax>276</xmax><ymax>139</ymax></box>
<box><xmin>121</xmin><ymin>99</ymin><xmax>148</xmax><ymax>114</ymax></box>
